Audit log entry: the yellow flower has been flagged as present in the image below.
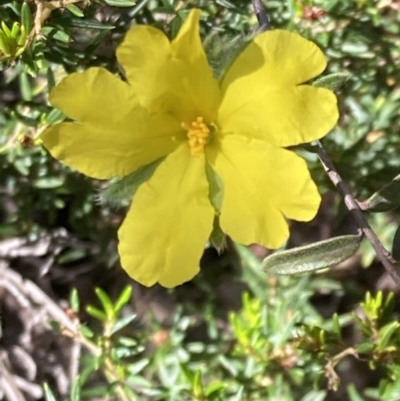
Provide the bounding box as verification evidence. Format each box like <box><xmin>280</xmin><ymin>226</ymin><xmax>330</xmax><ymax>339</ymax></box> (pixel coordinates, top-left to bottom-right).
<box><xmin>41</xmin><ymin>9</ymin><xmax>338</xmax><ymax>287</ymax></box>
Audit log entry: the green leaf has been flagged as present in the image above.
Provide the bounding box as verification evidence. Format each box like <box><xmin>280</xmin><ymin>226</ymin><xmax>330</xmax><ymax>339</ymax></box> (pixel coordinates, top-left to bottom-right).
<box><xmin>359</xmin><ymin>174</ymin><xmax>400</xmax><ymax>212</ymax></box>
<box><xmin>104</xmin><ymin>0</ymin><xmax>137</xmax><ymax>6</ymax></box>
<box><xmin>66</xmin><ymin>4</ymin><xmax>84</xmax><ymax>17</ymax></box>
<box><xmin>361</xmin><ymin>291</ymin><xmax>383</xmax><ymax>321</ymax></box>
<box><xmin>114</xmin><ymin>285</ymin><xmax>132</xmax><ymax>313</ymax></box>
<box><xmin>262</xmin><ymin>234</ymin><xmax>362</xmax><ymax>275</ymax></box>
<box><xmin>180</xmin><ymin>364</ymin><xmax>195</xmax><ymax>383</ymax></box>
<box><xmin>332</xmin><ymin>313</ymin><xmax>341</xmax><ymax>336</ymax></box>
<box><xmin>209</xmin><ymin>216</ymin><xmax>227</xmax><ymax>254</ymax></box>
<box><xmin>1</xmin><ymin>21</ymin><xmax>11</xmax><ymax>37</ymax></box>
<box><xmin>127</xmin><ymin>359</ymin><xmax>150</xmax><ymax>376</ymax></box>
<box><xmin>86</xmin><ymin>305</ymin><xmax>107</xmax><ymax>321</ymax></box>
<box><xmin>79</xmin><ymin>325</ymin><xmax>94</xmax><ymax>338</ymax></box>
<box><xmin>215</xmin><ymin>0</ymin><xmax>242</xmax><ymax>11</ymax></box>
<box><xmin>356</xmin><ymin>342</ymin><xmax>374</xmax><ymax>353</ymax></box>
<box><xmin>21</xmin><ymin>2</ymin><xmax>33</xmax><ymax>34</ymax></box>
<box><xmin>193</xmin><ymin>370</ymin><xmax>203</xmax><ymax>398</ymax></box>
<box><xmin>56</xmin><ymin>18</ymin><xmax>115</xmax><ymax>30</ymax></box>
<box><xmin>391</xmin><ymin>224</ymin><xmax>400</xmax><ymax>261</ymax></box>
<box><xmin>33</xmin><ymin>177</ymin><xmax>64</xmax><ymax>189</ymax></box>
<box><xmin>205</xmin><ymin>381</ymin><xmax>227</xmax><ymax>397</ymax></box>
<box><xmin>312</xmin><ymin>72</ymin><xmax>350</xmax><ymax>91</ymax></box>
<box><xmin>71</xmin><ymin>376</ymin><xmax>81</xmax><ymax>401</ymax></box>
<box><xmin>0</xmin><ymin>30</ymin><xmax>11</xmax><ymax>55</ymax></box>
<box><xmin>205</xmin><ymin>163</ymin><xmax>223</xmax><ymax>212</ymax></box>
<box><xmin>42</xmin><ymin>27</ymin><xmax>71</xmax><ymax>43</ymax></box>
<box><xmin>57</xmin><ymin>248</ymin><xmax>86</xmax><ymax>264</ymax></box>
<box><xmin>43</xmin><ymin>383</ymin><xmax>57</xmax><ymax>401</ymax></box>
<box><xmin>377</xmin><ymin>321</ymin><xmax>400</xmax><ymax>352</ymax></box>
<box><xmin>70</xmin><ymin>288</ymin><xmax>80</xmax><ymax>313</ymax></box>
<box><xmin>347</xmin><ymin>383</ymin><xmax>364</xmax><ymax>401</ymax></box>
<box><xmin>111</xmin><ymin>314</ymin><xmax>137</xmax><ymax>335</ymax></box>
<box><xmin>98</xmin><ymin>158</ymin><xmax>162</xmax><ymax>206</ymax></box>
<box><xmin>231</xmin><ymin>386</ymin><xmax>244</xmax><ymax>401</ymax></box>
<box><xmin>19</xmin><ymin>71</ymin><xmax>32</xmax><ymax>101</ymax></box>
<box><xmin>10</xmin><ymin>22</ymin><xmax>20</xmax><ymax>40</ymax></box>
<box><xmin>45</xmin><ymin>108</ymin><xmax>66</xmax><ymax>125</ymax></box>
<box><xmin>94</xmin><ymin>288</ymin><xmax>114</xmax><ymax>320</ymax></box>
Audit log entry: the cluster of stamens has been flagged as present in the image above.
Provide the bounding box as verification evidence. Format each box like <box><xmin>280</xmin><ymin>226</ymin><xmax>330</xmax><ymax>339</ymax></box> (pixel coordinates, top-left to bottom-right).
<box><xmin>181</xmin><ymin>116</ymin><xmax>210</xmax><ymax>156</ymax></box>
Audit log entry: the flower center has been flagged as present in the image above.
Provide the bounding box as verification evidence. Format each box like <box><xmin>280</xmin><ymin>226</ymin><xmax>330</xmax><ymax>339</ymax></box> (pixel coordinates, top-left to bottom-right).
<box><xmin>182</xmin><ymin>116</ymin><xmax>211</xmax><ymax>156</ymax></box>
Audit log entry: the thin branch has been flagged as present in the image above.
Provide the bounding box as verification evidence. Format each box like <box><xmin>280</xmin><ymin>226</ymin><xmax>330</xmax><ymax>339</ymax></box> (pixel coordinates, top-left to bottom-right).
<box><xmin>251</xmin><ymin>0</ymin><xmax>271</xmax><ymax>31</ymax></box>
<box><xmin>250</xmin><ymin>2</ymin><xmax>400</xmax><ymax>286</ymax></box>
<box><xmin>315</xmin><ymin>143</ymin><xmax>400</xmax><ymax>286</ymax></box>
<box><xmin>0</xmin><ymin>262</ymin><xmax>136</xmax><ymax>401</ymax></box>
<box><xmin>0</xmin><ymin>354</ymin><xmax>26</xmax><ymax>401</ymax></box>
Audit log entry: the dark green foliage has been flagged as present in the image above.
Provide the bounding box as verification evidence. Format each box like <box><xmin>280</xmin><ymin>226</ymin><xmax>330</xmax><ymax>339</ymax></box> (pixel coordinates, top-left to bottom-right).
<box><xmin>2</xmin><ymin>1</ymin><xmax>400</xmax><ymax>401</ymax></box>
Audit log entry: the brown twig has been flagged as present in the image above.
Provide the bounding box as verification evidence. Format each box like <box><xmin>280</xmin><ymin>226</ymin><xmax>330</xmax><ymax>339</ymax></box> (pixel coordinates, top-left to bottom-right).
<box><xmin>0</xmin><ymin>354</ymin><xmax>26</xmax><ymax>401</ymax></box>
<box><xmin>315</xmin><ymin>143</ymin><xmax>400</xmax><ymax>285</ymax></box>
<box><xmin>251</xmin><ymin>0</ymin><xmax>271</xmax><ymax>31</ymax></box>
<box><xmin>0</xmin><ymin>262</ymin><xmax>136</xmax><ymax>401</ymax></box>
<box><xmin>251</xmin><ymin>1</ymin><xmax>400</xmax><ymax>286</ymax></box>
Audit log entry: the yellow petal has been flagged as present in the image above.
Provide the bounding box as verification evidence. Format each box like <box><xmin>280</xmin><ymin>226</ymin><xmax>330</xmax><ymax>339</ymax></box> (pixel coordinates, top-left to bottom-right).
<box><xmin>218</xmin><ymin>30</ymin><xmax>338</xmax><ymax>147</ymax></box>
<box><xmin>206</xmin><ymin>134</ymin><xmax>321</xmax><ymax>249</ymax></box>
<box><xmin>118</xmin><ymin>144</ymin><xmax>215</xmax><ymax>287</ymax></box>
<box><xmin>41</xmin><ymin>68</ymin><xmax>183</xmax><ymax>179</ymax></box>
<box><xmin>171</xmin><ymin>9</ymin><xmax>220</xmax><ymax>122</ymax></box>
<box><xmin>116</xmin><ymin>9</ymin><xmax>220</xmax><ymax>122</ymax></box>
<box><xmin>49</xmin><ymin>67</ymin><xmax>134</xmax><ymax>123</ymax></box>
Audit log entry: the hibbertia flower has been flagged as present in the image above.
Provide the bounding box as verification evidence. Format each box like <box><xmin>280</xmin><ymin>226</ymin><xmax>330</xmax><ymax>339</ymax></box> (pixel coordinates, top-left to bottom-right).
<box><xmin>41</xmin><ymin>9</ymin><xmax>338</xmax><ymax>287</ymax></box>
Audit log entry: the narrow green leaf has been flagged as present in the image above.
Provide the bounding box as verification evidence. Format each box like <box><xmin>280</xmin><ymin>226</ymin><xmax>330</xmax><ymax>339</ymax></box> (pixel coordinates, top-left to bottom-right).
<box><xmin>21</xmin><ymin>2</ymin><xmax>33</xmax><ymax>33</ymax></box>
<box><xmin>15</xmin><ymin>46</ymin><xmax>25</xmax><ymax>57</ymax></box>
<box><xmin>94</xmin><ymin>288</ymin><xmax>114</xmax><ymax>320</ymax></box>
<box><xmin>127</xmin><ymin>359</ymin><xmax>150</xmax><ymax>376</ymax></box>
<box><xmin>104</xmin><ymin>0</ymin><xmax>137</xmax><ymax>6</ymax></box>
<box><xmin>114</xmin><ymin>285</ymin><xmax>132</xmax><ymax>313</ymax></box>
<box><xmin>216</xmin><ymin>0</ymin><xmax>241</xmax><ymax>11</ymax></box>
<box><xmin>193</xmin><ymin>370</ymin><xmax>203</xmax><ymax>398</ymax></box>
<box><xmin>391</xmin><ymin>224</ymin><xmax>400</xmax><ymax>261</ymax></box>
<box><xmin>66</xmin><ymin>4</ymin><xmax>84</xmax><ymax>17</ymax></box>
<box><xmin>332</xmin><ymin>313</ymin><xmax>341</xmax><ymax>337</ymax></box>
<box><xmin>79</xmin><ymin>325</ymin><xmax>94</xmax><ymax>338</ymax></box>
<box><xmin>377</xmin><ymin>322</ymin><xmax>400</xmax><ymax>352</ymax></box>
<box><xmin>71</xmin><ymin>376</ymin><xmax>81</xmax><ymax>401</ymax></box>
<box><xmin>19</xmin><ymin>71</ymin><xmax>32</xmax><ymax>101</ymax></box>
<box><xmin>98</xmin><ymin>158</ymin><xmax>162</xmax><ymax>206</ymax></box>
<box><xmin>16</xmin><ymin>25</ymin><xmax>26</xmax><ymax>46</ymax></box>
<box><xmin>347</xmin><ymin>383</ymin><xmax>364</xmax><ymax>401</ymax></box>
<box><xmin>58</xmin><ymin>18</ymin><xmax>115</xmax><ymax>30</ymax></box>
<box><xmin>231</xmin><ymin>386</ymin><xmax>244</xmax><ymax>401</ymax></box>
<box><xmin>45</xmin><ymin>108</ymin><xmax>66</xmax><ymax>125</ymax></box>
<box><xmin>111</xmin><ymin>314</ymin><xmax>136</xmax><ymax>335</ymax></box>
<box><xmin>205</xmin><ymin>163</ymin><xmax>223</xmax><ymax>212</ymax></box>
<box><xmin>356</xmin><ymin>342</ymin><xmax>374</xmax><ymax>353</ymax></box>
<box><xmin>359</xmin><ymin>174</ymin><xmax>400</xmax><ymax>212</ymax></box>
<box><xmin>10</xmin><ymin>22</ymin><xmax>20</xmax><ymax>39</ymax></box>
<box><xmin>205</xmin><ymin>381</ymin><xmax>227</xmax><ymax>397</ymax></box>
<box><xmin>312</xmin><ymin>72</ymin><xmax>350</xmax><ymax>91</ymax></box>
<box><xmin>262</xmin><ymin>234</ymin><xmax>362</xmax><ymax>275</ymax></box>
<box><xmin>86</xmin><ymin>305</ymin><xmax>107</xmax><ymax>321</ymax></box>
<box><xmin>70</xmin><ymin>288</ymin><xmax>80</xmax><ymax>313</ymax></box>
<box><xmin>0</xmin><ymin>30</ymin><xmax>12</xmax><ymax>55</ymax></box>
<box><xmin>43</xmin><ymin>383</ymin><xmax>57</xmax><ymax>401</ymax></box>
<box><xmin>1</xmin><ymin>21</ymin><xmax>11</xmax><ymax>37</ymax></box>
<box><xmin>209</xmin><ymin>216</ymin><xmax>227</xmax><ymax>254</ymax></box>
<box><xmin>33</xmin><ymin>177</ymin><xmax>64</xmax><ymax>188</ymax></box>
<box><xmin>42</xmin><ymin>27</ymin><xmax>71</xmax><ymax>43</ymax></box>
<box><xmin>180</xmin><ymin>364</ymin><xmax>194</xmax><ymax>383</ymax></box>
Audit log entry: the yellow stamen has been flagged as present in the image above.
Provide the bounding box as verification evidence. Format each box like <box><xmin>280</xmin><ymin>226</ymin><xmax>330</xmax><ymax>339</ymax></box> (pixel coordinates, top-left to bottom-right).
<box><xmin>181</xmin><ymin>116</ymin><xmax>211</xmax><ymax>156</ymax></box>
